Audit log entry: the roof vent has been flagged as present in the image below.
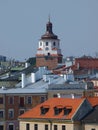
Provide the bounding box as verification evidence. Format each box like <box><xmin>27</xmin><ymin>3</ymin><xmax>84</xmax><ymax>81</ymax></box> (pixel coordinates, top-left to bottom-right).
<box><xmin>2</xmin><ymin>86</ymin><xmax>6</xmax><ymax>90</ymax></box>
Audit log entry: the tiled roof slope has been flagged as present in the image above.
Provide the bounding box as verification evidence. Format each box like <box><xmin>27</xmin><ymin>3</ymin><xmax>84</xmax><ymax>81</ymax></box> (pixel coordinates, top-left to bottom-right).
<box><xmin>82</xmin><ymin>105</ymin><xmax>98</xmax><ymax>123</ymax></box>
<box><xmin>19</xmin><ymin>98</ymin><xmax>85</xmax><ymax>120</ymax></box>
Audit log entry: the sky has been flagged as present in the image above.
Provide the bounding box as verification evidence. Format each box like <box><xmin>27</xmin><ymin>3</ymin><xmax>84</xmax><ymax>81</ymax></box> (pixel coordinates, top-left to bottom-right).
<box><xmin>0</xmin><ymin>0</ymin><xmax>98</xmax><ymax>61</ymax></box>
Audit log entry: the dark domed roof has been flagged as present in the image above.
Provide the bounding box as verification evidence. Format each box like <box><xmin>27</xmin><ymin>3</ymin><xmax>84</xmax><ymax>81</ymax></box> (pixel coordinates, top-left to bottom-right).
<box><xmin>41</xmin><ymin>20</ymin><xmax>58</xmax><ymax>40</ymax></box>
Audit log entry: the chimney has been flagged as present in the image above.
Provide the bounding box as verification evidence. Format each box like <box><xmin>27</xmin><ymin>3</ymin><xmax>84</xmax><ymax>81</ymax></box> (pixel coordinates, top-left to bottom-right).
<box><xmin>25</xmin><ymin>62</ymin><xmax>30</xmax><ymax>68</ymax></box>
<box><xmin>21</xmin><ymin>73</ymin><xmax>26</xmax><ymax>88</ymax></box>
<box><xmin>57</xmin><ymin>93</ymin><xmax>61</xmax><ymax>98</ymax></box>
<box><xmin>71</xmin><ymin>94</ymin><xmax>74</xmax><ymax>99</ymax></box>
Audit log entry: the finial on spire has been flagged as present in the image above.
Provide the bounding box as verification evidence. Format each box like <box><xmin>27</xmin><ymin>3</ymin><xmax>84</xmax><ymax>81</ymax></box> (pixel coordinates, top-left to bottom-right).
<box><xmin>48</xmin><ymin>14</ymin><xmax>51</xmax><ymax>22</ymax></box>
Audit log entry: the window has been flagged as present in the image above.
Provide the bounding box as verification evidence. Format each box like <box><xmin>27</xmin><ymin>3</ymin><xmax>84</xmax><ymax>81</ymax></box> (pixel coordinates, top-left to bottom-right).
<box><xmin>45</xmin><ymin>47</ymin><xmax>49</xmax><ymax>51</ymax></box>
<box><xmin>0</xmin><ymin>125</ymin><xmax>4</xmax><ymax>130</ymax></box>
<box><xmin>53</xmin><ymin>94</ymin><xmax>58</xmax><ymax>98</ymax></box>
<box><xmin>40</xmin><ymin>42</ymin><xmax>42</xmax><ymax>46</ymax></box>
<box><xmin>64</xmin><ymin>108</ymin><xmax>72</xmax><ymax>115</ymax></box>
<box><xmin>9</xmin><ymin>97</ymin><xmax>14</xmax><ymax>104</ymax></box>
<box><xmin>9</xmin><ymin>125</ymin><xmax>14</xmax><ymax>130</ymax></box>
<box><xmin>54</xmin><ymin>125</ymin><xmax>57</xmax><ymax>130</ymax></box>
<box><xmin>53</xmin><ymin>42</ymin><xmax>56</xmax><ymax>46</ymax></box>
<box><xmin>62</xmin><ymin>125</ymin><xmax>66</xmax><ymax>130</ymax></box>
<box><xmin>27</xmin><ymin>96</ymin><xmax>32</xmax><ymax>104</ymax></box>
<box><xmin>8</xmin><ymin>109</ymin><xmax>14</xmax><ymax>118</ymax></box>
<box><xmin>20</xmin><ymin>97</ymin><xmax>24</xmax><ymax>107</ymax></box>
<box><xmin>19</xmin><ymin>109</ymin><xmax>25</xmax><ymax>115</ymax></box>
<box><xmin>46</xmin><ymin>42</ymin><xmax>48</xmax><ymax>46</ymax></box>
<box><xmin>45</xmin><ymin>124</ymin><xmax>48</xmax><ymax>130</ymax></box>
<box><xmin>26</xmin><ymin>124</ymin><xmax>30</xmax><ymax>130</ymax></box>
<box><xmin>0</xmin><ymin>97</ymin><xmax>3</xmax><ymax>104</ymax></box>
<box><xmin>0</xmin><ymin>110</ymin><xmax>4</xmax><ymax>118</ymax></box>
<box><xmin>40</xmin><ymin>96</ymin><xmax>46</xmax><ymax>103</ymax></box>
<box><xmin>54</xmin><ymin>107</ymin><xmax>62</xmax><ymax>115</ymax></box>
<box><xmin>47</xmin><ymin>53</ymin><xmax>50</xmax><ymax>56</ymax></box>
<box><xmin>41</xmin><ymin>107</ymin><xmax>49</xmax><ymax>115</ymax></box>
<box><xmin>34</xmin><ymin>124</ymin><xmax>38</xmax><ymax>130</ymax></box>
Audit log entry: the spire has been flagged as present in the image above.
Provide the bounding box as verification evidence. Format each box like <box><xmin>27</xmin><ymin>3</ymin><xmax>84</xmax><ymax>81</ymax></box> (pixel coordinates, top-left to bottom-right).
<box><xmin>48</xmin><ymin>14</ymin><xmax>50</xmax><ymax>23</ymax></box>
<box><xmin>41</xmin><ymin>18</ymin><xmax>58</xmax><ymax>39</ymax></box>
<box><xmin>46</xmin><ymin>16</ymin><xmax>53</xmax><ymax>34</ymax></box>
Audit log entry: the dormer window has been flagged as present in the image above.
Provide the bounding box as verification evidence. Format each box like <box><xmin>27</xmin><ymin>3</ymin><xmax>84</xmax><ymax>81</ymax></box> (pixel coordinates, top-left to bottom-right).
<box><xmin>54</xmin><ymin>106</ymin><xmax>63</xmax><ymax>115</ymax></box>
<box><xmin>40</xmin><ymin>106</ymin><xmax>49</xmax><ymax>115</ymax></box>
<box><xmin>64</xmin><ymin>107</ymin><xmax>72</xmax><ymax>115</ymax></box>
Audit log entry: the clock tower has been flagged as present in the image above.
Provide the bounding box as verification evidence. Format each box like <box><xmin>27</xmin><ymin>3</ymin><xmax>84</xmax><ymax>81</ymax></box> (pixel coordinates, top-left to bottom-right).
<box><xmin>36</xmin><ymin>19</ymin><xmax>63</xmax><ymax>69</ymax></box>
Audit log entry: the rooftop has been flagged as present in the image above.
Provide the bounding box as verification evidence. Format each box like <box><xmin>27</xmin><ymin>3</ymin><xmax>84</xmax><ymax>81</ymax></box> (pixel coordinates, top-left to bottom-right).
<box><xmin>19</xmin><ymin>98</ymin><xmax>85</xmax><ymax>120</ymax></box>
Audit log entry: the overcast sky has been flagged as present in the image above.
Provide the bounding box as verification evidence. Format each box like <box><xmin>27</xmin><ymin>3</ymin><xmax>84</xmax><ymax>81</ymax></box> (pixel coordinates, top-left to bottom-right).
<box><xmin>0</xmin><ymin>0</ymin><xmax>98</xmax><ymax>61</ymax></box>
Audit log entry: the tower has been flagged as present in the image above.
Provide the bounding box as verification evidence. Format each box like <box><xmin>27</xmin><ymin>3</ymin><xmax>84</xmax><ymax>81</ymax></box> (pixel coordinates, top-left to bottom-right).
<box><xmin>36</xmin><ymin>19</ymin><xmax>63</xmax><ymax>69</ymax></box>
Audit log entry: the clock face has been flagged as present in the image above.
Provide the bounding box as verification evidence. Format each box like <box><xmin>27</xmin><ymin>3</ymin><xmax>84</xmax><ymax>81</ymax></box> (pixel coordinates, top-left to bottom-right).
<box><xmin>45</xmin><ymin>47</ymin><xmax>49</xmax><ymax>51</ymax></box>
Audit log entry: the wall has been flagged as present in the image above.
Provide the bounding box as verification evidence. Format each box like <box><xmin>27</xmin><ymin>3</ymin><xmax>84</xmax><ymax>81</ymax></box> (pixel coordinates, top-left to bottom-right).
<box><xmin>20</xmin><ymin>120</ymin><xmax>81</xmax><ymax>130</ymax></box>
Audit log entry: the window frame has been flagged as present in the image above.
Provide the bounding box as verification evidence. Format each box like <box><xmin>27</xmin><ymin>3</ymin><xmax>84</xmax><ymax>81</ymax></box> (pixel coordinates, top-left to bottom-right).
<box><xmin>19</xmin><ymin>109</ymin><xmax>25</xmax><ymax>115</ymax></box>
<box><xmin>62</xmin><ymin>125</ymin><xmax>66</xmax><ymax>130</ymax></box>
<box><xmin>8</xmin><ymin>96</ymin><xmax>14</xmax><ymax>105</ymax></box>
<box><xmin>40</xmin><ymin>96</ymin><xmax>46</xmax><ymax>103</ymax></box>
<box><xmin>54</xmin><ymin>125</ymin><xmax>57</xmax><ymax>130</ymax></box>
<box><xmin>46</xmin><ymin>42</ymin><xmax>48</xmax><ymax>46</ymax></box>
<box><xmin>8</xmin><ymin>109</ymin><xmax>14</xmax><ymax>119</ymax></box>
<box><xmin>34</xmin><ymin>124</ymin><xmax>38</xmax><ymax>130</ymax></box>
<box><xmin>45</xmin><ymin>124</ymin><xmax>48</xmax><ymax>130</ymax></box>
<box><xmin>26</xmin><ymin>123</ymin><xmax>30</xmax><ymax>130</ymax></box>
<box><xmin>27</xmin><ymin>96</ymin><xmax>32</xmax><ymax>104</ymax></box>
<box><xmin>53</xmin><ymin>42</ymin><xmax>56</xmax><ymax>46</ymax></box>
<box><xmin>0</xmin><ymin>110</ymin><xmax>4</xmax><ymax>118</ymax></box>
<box><xmin>0</xmin><ymin>97</ymin><xmax>3</xmax><ymax>104</ymax></box>
<box><xmin>8</xmin><ymin>123</ymin><xmax>14</xmax><ymax>130</ymax></box>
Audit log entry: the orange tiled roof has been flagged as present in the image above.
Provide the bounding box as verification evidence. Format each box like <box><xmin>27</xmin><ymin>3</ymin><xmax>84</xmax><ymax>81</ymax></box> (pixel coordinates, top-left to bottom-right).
<box><xmin>19</xmin><ymin>98</ymin><xmax>84</xmax><ymax>120</ymax></box>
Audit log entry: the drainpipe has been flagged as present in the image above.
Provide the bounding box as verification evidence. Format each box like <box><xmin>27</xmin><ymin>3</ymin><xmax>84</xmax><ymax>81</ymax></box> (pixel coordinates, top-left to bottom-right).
<box><xmin>48</xmin><ymin>120</ymin><xmax>52</xmax><ymax>130</ymax></box>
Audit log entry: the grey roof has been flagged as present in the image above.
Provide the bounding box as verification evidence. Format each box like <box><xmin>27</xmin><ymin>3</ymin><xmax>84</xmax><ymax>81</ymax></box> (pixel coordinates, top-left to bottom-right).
<box><xmin>0</xmin><ymin>76</ymin><xmax>65</xmax><ymax>94</ymax></box>
<box><xmin>82</xmin><ymin>105</ymin><xmax>98</xmax><ymax>123</ymax></box>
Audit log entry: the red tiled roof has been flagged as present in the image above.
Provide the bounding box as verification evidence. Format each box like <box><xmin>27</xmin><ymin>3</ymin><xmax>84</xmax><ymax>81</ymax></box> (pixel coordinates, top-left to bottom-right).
<box><xmin>19</xmin><ymin>98</ymin><xmax>84</xmax><ymax>120</ymax></box>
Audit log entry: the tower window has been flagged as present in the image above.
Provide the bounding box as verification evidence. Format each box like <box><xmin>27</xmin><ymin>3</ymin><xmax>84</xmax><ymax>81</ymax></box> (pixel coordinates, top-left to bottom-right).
<box><xmin>48</xmin><ymin>53</ymin><xmax>50</xmax><ymax>56</ymax></box>
<box><xmin>45</xmin><ymin>47</ymin><xmax>49</xmax><ymax>51</ymax></box>
<box><xmin>53</xmin><ymin>42</ymin><xmax>56</xmax><ymax>46</ymax></box>
<box><xmin>40</xmin><ymin>42</ymin><xmax>42</xmax><ymax>46</ymax></box>
<box><xmin>46</xmin><ymin>42</ymin><xmax>48</xmax><ymax>46</ymax></box>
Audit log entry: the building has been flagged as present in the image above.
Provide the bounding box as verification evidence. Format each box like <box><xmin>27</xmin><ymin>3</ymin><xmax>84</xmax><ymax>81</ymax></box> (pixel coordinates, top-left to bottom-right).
<box><xmin>19</xmin><ymin>97</ymin><xmax>93</xmax><ymax>130</ymax></box>
<box><xmin>82</xmin><ymin>101</ymin><xmax>98</xmax><ymax>130</ymax></box>
<box><xmin>0</xmin><ymin>55</ymin><xmax>6</xmax><ymax>62</ymax></box>
<box><xmin>47</xmin><ymin>81</ymin><xmax>94</xmax><ymax>99</ymax></box>
<box><xmin>0</xmin><ymin>66</ymin><xmax>50</xmax><ymax>130</ymax></box>
<box><xmin>36</xmin><ymin>19</ymin><xmax>63</xmax><ymax>69</ymax></box>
